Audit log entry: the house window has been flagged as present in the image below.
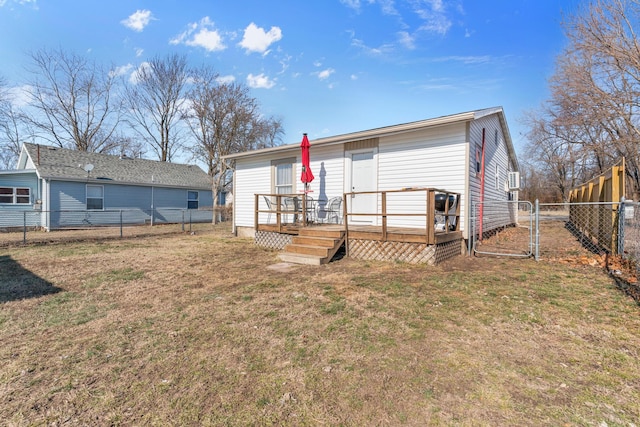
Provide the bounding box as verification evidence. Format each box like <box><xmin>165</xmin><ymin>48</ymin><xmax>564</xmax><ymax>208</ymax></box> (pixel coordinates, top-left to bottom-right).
<box><xmin>272</xmin><ymin>158</ymin><xmax>295</xmax><ymax>195</ymax></box>
<box><xmin>495</xmin><ymin>164</ymin><xmax>500</xmax><ymax>191</ymax></box>
<box><xmin>86</xmin><ymin>185</ymin><xmax>104</xmax><ymax>210</ymax></box>
<box><xmin>495</xmin><ymin>128</ymin><xmax>499</xmax><ymax>146</ymax></box>
<box><xmin>0</xmin><ymin>187</ymin><xmax>31</xmax><ymax>204</ymax></box>
<box><xmin>188</xmin><ymin>191</ymin><xmax>199</xmax><ymax>209</ymax></box>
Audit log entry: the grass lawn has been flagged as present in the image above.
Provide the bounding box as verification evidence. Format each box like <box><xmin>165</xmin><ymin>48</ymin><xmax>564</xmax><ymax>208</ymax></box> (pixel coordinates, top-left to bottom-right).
<box><xmin>1</xmin><ymin>224</ymin><xmax>639</xmax><ymax>426</ymax></box>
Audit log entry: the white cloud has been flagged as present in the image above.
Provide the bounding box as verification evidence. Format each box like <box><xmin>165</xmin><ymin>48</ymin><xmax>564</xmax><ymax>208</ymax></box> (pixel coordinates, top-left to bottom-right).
<box><xmin>350</xmin><ymin>74</ymin><xmax>359</xmax><ymax>80</ymax></box>
<box><xmin>171</xmin><ymin>17</ymin><xmax>226</xmax><ymax>52</ymax></box>
<box><xmin>316</xmin><ymin>68</ymin><xmax>335</xmax><ymax>80</ymax></box>
<box><xmin>414</xmin><ymin>1</ymin><xmax>452</xmax><ymax>35</ymax></box>
<box><xmin>239</xmin><ymin>23</ymin><xmax>282</xmax><ymax>54</ymax></box>
<box><xmin>135</xmin><ymin>48</ymin><xmax>144</xmax><ymax>57</ymax></box>
<box><xmin>351</xmin><ymin>36</ymin><xmax>394</xmax><ymax>56</ymax></box>
<box><xmin>128</xmin><ymin>62</ymin><xmax>151</xmax><ymax>85</ymax></box>
<box><xmin>121</xmin><ymin>9</ymin><xmax>153</xmax><ymax>32</ymax></box>
<box><xmin>246</xmin><ymin>73</ymin><xmax>276</xmax><ymax>89</ymax></box>
<box><xmin>109</xmin><ymin>64</ymin><xmax>134</xmax><ymax>78</ymax></box>
<box><xmin>7</xmin><ymin>85</ymin><xmax>32</xmax><ymax>108</ymax></box>
<box><xmin>339</xmin><ymin>0</ymin><xmax>374</xmax><ymax>12</ymax></box>
<box><xmin>432</xmin><ymin>55</ymin><xmax>491</xmax><ymax>65</ymax></box>
<box><xmin>217</xmin><ymin>75</ymin><xmax>236</xmax><ymax>84</ymax></box>
<box><xmin>397</xmin><ymin>31</ymin><xmax>415</xmax><ymax>49</ymax></box>
<box><xmin>0</xmin><ymin>0</ymin><xmax>38</xmax><ymax>9</ymax></box>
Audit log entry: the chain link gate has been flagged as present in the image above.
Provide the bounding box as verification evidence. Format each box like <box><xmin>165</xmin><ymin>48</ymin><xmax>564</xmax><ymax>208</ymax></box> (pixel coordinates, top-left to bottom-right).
<box><xmin>471</xmin><ymin>200</ymin><xmax>533</xmax><ymax>257</ymax></box>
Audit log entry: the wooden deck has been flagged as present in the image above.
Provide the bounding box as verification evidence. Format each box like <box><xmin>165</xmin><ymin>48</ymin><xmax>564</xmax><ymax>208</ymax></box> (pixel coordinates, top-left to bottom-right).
<box><xmin>257</xmin><ymin>223</ymin><xmax>462</xmax><ymax>245</ymax></box>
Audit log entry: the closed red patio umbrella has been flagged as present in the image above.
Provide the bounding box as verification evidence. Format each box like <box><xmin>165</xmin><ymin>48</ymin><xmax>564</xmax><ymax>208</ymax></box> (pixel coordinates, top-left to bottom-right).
<box><xmin>300</xmin><ymin>133</ymin><xmax>314</xmax><ymax>189</ymax></box>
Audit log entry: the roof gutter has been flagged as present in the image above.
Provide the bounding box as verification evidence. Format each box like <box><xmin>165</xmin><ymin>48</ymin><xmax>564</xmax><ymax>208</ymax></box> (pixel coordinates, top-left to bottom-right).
<box><xmin>224</xmin><ymin>111</ymin><xmax>476</xmax><ymax>161</ymax></box>
<box><xmin>37</xmin><ymin>175</ymin><xmax>212</xmax><ymax>190</ymax></box>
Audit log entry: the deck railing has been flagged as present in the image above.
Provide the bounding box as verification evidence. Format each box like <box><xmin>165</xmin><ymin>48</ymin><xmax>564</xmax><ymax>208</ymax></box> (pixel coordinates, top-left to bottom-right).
<box><xmin>343</xmin><ymin>187</ymin><xmax>461</xmax><ymax>245</ymax></box>
<box><xmin>255</xmin><ymin>188</ymin><xmax>461</xmax><ymax>244</ymax></box>
<box><xmin>255</xmin><ymin>193</ymin><xmax>316</xmax><ymax>233</ymax></box>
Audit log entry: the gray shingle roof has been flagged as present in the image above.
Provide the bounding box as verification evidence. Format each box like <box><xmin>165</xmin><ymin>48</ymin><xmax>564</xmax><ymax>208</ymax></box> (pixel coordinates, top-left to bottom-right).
<box><xmin>23</xmin><ymin>143</ymin><xmax>212</xmax><ymax>189</ymax></box>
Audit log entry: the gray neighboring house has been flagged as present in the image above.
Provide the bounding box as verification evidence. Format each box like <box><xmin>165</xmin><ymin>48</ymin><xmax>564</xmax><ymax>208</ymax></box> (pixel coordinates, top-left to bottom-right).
<box><xmin>0</xmin><ymin>143</ymin><xmax>213</xmax><ymax>230</ymax></box>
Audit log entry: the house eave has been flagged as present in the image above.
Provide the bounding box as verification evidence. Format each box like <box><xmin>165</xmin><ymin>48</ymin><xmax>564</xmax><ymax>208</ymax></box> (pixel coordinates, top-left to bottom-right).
<box><xmin>224</xmin><ymin>111</ymin><xmax>478</xmax><ymax>161</ymax></box>
<box><xmin>40</xmin><ymin>175</ymin><xmax>212</xmax><ymax>190</ymax></box>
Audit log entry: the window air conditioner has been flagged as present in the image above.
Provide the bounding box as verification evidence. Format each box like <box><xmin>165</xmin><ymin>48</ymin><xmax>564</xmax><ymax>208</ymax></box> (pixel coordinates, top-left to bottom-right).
<box><xmin>508</xmin><ymin>171</ymin><xmax>520</xmax><ymax>190</ymax></box>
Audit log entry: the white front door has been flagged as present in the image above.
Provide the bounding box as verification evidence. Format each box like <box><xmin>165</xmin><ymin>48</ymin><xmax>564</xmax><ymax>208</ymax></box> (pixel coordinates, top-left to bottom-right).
<box><xmin>349</xmin><ymin>151</ymin><xmax>376</xmax><ymax>224</ymax></box>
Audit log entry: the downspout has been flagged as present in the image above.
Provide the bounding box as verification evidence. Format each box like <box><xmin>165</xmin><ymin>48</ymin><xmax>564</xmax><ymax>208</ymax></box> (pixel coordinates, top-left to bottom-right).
<box><xmin>223</xmin><ymin>159</ymin><xmax>237</xmax><ymax>236</ymax></box>
<box><xmin>479</xmin><ymin>128</ymin><xmax>486</xmax><ymax>240</ymax></box>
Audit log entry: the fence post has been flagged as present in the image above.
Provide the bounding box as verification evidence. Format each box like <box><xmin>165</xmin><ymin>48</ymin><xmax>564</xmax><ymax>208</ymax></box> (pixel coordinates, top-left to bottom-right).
<box><xmin>534</xmin><ymin>199</ymin><xmax>540</xmax><ymax>261</ymax></box>
<box><xmin>23</xmin><ymin>211</ymin><xmax>27</xmax><ymax>244</ymax></box>
<box><xmin>120</xmin><ymin>210</ymin><xmax>123</xmax><ymax>238</ymax></box>
<box><xmin>618</xmin><ymin>197</ymin><xmax>625</xmax><ymax>256</ymax></box>
<box><xmin>189</xmin><ymin>210</ymin><xmax>192</xmax><ymax>232</ymax></box>
<box><xmin>182</xmin><ymin>210</ymin><xmax>185</xmax><ymax>232</ymax></box>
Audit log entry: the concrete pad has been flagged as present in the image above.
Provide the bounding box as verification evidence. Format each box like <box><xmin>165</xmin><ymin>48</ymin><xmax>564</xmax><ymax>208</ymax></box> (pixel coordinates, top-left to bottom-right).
<box><xmin>267</xmin><ymin>262</ymin><xmax>298</xmax><ymax>273</ymax></box>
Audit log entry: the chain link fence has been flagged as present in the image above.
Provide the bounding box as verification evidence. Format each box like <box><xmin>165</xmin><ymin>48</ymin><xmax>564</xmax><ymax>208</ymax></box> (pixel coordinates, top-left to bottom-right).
<box><xmin>619</xmin><ymin>200</ymin><xmax>640</xmax><ymax>268</ymax></box>
<box><xmin>472</xmin><ymin>200</ymin><xmax>625</xmax><ymax>263</ymax></box>
<box><xmin>0</xmin><ymin>207</ymin><xmax>231</xmax><ymax>246</ymax></box>
<box><xmin>534</xmin><ymin>202</ymin><xmax>618</xmax><ymax>261</ymax></box>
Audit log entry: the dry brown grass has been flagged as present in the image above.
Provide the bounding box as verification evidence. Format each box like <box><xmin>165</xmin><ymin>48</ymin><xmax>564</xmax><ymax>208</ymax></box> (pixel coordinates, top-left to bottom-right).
<box><xmin>1</xmin><ymin>223</ymin><xmax>639</xmax><ymax>426</ymax></box>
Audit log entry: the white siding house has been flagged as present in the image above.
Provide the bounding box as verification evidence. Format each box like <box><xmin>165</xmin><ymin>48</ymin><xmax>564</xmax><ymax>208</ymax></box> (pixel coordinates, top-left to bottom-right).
<box><xmin>225</xmin><ymin>107</ymin><xmax>520</xmax><ymax>244</ymax></box>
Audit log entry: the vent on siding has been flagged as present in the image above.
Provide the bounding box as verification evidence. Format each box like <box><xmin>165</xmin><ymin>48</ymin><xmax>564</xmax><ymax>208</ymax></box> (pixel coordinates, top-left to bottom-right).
<box><xmin>508</xmin><ymin>171</ymin><xmax>520</xmax><ymax>190</ymax></box>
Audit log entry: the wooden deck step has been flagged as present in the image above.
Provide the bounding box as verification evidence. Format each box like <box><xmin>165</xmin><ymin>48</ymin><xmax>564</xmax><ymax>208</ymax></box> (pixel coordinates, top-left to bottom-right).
<box><xmin>284</xmin><ymin>243</ymin><xmax>330</xmax><ymax>257</ymax></box>
<box><xmin>278</xmin><ymin>253</ymin><xmax>325</xmax><ymax>266</ymax></box>
<box><xmin>279</xmin><ymin>228</ymin><xmax>346</xmax><ymax>265</ymax></box>
<box><xmin>291</xmin><ymin>235</ymin><xmax>339</xmax><ymax>247</ymax></box>
<box><xmin>297</xmin><ymin>227</ymin><xmax>344</xmax><ymax>239</ymax></box>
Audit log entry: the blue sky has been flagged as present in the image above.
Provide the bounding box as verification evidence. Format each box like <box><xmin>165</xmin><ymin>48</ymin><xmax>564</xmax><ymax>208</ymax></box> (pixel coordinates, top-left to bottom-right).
<box><xmin>0</xmin><ymin>0</ymin><xmax>581</xmax><ymax>156</ymax></box>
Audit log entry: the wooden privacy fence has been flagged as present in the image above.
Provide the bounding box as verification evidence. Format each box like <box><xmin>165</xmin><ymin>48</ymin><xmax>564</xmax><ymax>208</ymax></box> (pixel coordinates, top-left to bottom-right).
<box><xmin>568</xmin><ymin>159</ymin><xmax>625</xmax><ymax>254</ymax></box>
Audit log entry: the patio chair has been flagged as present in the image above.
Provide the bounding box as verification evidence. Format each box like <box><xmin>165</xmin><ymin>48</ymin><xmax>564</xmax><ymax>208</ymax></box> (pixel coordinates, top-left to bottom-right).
<box><xmin>302</xmin><ymin>195</ymin><xmax>315</xmax><ymax>223</ymax></box>
<box><xmin>283</xmin><ymin>196</ymin><xmax>299</xmax><ymax>223</ymax></box>
<box><xmin>325</xmin><ymin>196</ymin><xmax>342</xmax><ymax>224</ymax></box>
<box><xmin>263</xmin><ymin>195</ymin><xmax>277</xmax><ymax>223</ymax></box>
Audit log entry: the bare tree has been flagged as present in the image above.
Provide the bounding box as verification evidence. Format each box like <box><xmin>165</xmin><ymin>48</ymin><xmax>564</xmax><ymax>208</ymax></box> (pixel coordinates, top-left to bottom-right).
<box><xmin>125</xmin><ymin>54</ymin><xmax>189</xmax><ymax>162</ymax></box>
<box><xmin>185</xmin><ymin>67</ymin><xmax>284</xmax><ymax>221</ymax></box>
<box><xmin>23</xmin><ymin>48</ymin><xmax>123</xmax><ymax>153</ymax></box>
<box><xmin>521</xmin><ymin>109</ymin><xmax>587</xmax><ymax>201</ymax></box>
<box><xmin>0</xmin><ymin>77</ymin><xmax>33</xmax><ymax>169</ymax></box>
<box><xmin>523</xmin><ymin>0</ymin><xmax>640</xmax><ymax>200</ymax></box>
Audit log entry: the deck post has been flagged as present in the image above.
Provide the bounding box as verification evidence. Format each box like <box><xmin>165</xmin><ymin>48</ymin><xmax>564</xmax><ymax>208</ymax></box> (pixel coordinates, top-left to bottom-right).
<box><xmin>254</xmin><ymin>193</ymin><xmax>259</xmax><ymax>231</ymax></box>
<box><xmin>343</xmin><ymin>192</ymin><xmax>349</xmax><ymax>257</ymax></box>
<box><xmin>427</xmin><ymin>190</ymin><xmax>435</xmax><ymax>244</ymax></box>
<box><xmin>276</xmin><ymin>194</ymin><xmax>282</xmax><ymax>233</ymax></box>
<box><xmin>381</xmin><ymin>191</ymin><xmax>387</xmax><ymax>240</ymax></box>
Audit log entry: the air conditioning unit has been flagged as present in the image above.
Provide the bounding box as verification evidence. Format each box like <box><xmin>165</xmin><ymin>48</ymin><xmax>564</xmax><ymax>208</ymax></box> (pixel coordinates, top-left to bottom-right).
<box><xmin>508</xmin><ymin>171</ymin><xmax>520</xmax><ymax>190</ymax></box>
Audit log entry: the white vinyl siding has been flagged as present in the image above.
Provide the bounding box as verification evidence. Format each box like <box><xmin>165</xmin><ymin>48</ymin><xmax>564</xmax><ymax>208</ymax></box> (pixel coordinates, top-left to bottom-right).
<box><xmin>377</xmin><ymin>124</ymin><xmax>467</xmax><ymax>229</ymax></box>
<box><xmin>235</xmin><ymin>158</ymin><xmax>273</xmax><ymax>228</ymax></box>
<box><xmin>468</xmin><ymin>114</ymin><xmax>517</xmax><ymax>235</ymax></box>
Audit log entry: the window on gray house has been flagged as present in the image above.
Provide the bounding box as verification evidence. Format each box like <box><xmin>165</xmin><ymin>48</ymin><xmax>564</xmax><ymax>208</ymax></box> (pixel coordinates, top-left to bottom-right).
<box><xmin>86</xmin><ymin>185</ymin><xmax>104</xmax><ymax>210</ymax></box>
<box><xmin>188</xmin><ymin>191</ymin><xmax>199</xmax><ymax>209</ymax></box>
<box><xmin>0</xmin><ymin>187</ymin><xmax>31</xmax><ymax>204</ymax></box>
